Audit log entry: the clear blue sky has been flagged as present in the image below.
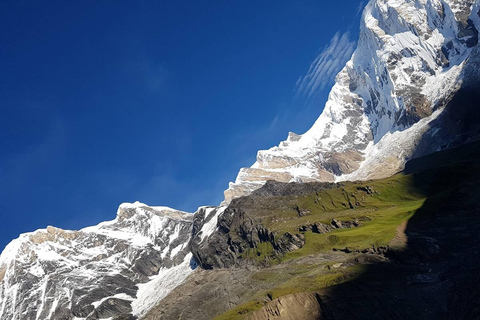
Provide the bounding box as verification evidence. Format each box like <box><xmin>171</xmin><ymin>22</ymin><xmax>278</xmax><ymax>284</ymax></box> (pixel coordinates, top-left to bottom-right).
<box><xmin>0</xmin><ymin>0</ymin><xmax>364</xmax><ymax>250</ymax></box>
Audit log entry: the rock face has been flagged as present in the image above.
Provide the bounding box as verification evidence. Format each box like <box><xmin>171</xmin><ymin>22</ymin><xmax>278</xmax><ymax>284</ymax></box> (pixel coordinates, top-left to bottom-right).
<box><xmin>0</xmin><ymin>202</ymin><xmax>195</xmax><ymax>320</ymax></box>
<box><xmin>225</xmin><ymin>0</ymin><xmax>480</xmax><ymax>203</ymax></box>
<box><xmin>190</xmin><ymin>201</ymin><xmax>306</xmax><ymax>270</ymax></box>
<box><xmin>299</xmin><ymin>219</ymin><xmax>361</xmax><ymax>233</ymax></box>
<box><xmin>246</xmin><ymin>293</ymin><xmax>324</xmax><ymax>320</ymax></box>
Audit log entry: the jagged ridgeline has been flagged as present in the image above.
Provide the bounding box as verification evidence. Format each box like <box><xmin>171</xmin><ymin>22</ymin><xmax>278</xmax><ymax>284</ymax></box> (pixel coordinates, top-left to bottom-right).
<box><xmin>1</xmin><ymin>0</ymin><xmax>480</xmax><ymax>319</ymax></box>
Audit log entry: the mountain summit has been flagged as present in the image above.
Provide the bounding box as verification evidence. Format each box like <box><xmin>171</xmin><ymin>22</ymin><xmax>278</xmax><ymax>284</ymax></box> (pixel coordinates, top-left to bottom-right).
<box><xmin>225</xmin><ymin>0</ymin><xmax>480</xmax><ymax>202</ymax></box>
<box><xmin>1</xmin><ymin>0</ymin><xmax>480</xmax><ymax>319</ymax></box>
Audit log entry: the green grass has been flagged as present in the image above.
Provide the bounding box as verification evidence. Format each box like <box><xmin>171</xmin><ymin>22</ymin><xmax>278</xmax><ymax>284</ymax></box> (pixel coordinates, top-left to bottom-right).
<box><xmin>283</xmin><ymin>201</ymin><xmax>422</xmax><ymax>261</ymax></box>
<box><xmin>214</xmin><ymin>193</ymin><xmax>420</xmax><ymax>320</ymax></box>
<box><xmin>239</xmin><ymin>242</ymin><xmax>279</xmax><ymax>266</ymax></box>
<box><xmin>213</xmin><ymin>173</ymin><xmax>429</xmax><ymax>319</ymax></box>
<box><xmin>265</xmin><ymin>265</ymin><xmax>365</xmax><ymax>300</ymax></box>
<box><xmin>213</xmin><ymin>300</ymin><xmax>265</xmax><ymax>320</ymax></box>
<box><xmin>249</xmin><ymin>173</ymin><xmax>425</xmax><ymax>235</ymax></box>
<box><xmin>230</xmin><ymin>173</ymin><xmax>426</xmax><ymax>265</ymax></box>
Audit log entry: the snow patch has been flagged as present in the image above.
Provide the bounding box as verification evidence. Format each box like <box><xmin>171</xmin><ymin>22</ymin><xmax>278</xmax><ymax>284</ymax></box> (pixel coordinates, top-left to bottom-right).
<box><xmin>132</xmin><ymin>253</ymin><xmax>196</xmax><ymax>318</ymax></box>
<box><xmin>199</xmin><ymin>207</ymin><xmax>226</xmax><ymax>242</ymax></box>
<box><xmin>91</xmin><ymin>293</ymin><xmax>134</xmax><ymax>308</ymax></box>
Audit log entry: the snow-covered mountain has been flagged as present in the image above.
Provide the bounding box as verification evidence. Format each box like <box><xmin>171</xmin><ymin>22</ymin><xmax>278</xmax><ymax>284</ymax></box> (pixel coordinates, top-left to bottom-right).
<box><xmin>1</xmin><ymin>0</ymin><xmax>480</xmax><ymax>319</ymax></box>
<box><xmin>0</xmin><ymin>202</ymin><xmax>226</xmax><ymax>320</ymax></box>
<box><xmin>225</xmin><ymin>0</ymin><xmax>480</xmax><ymax>202</ymax></box>
<box><xmin>0</xmin><ymin>202</ymin><xmax>196</xmax><ymax>319</ymax></box>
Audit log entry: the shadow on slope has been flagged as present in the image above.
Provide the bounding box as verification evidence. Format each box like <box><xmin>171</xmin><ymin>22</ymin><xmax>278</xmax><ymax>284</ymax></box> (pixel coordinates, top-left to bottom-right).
<box><xmin>143</xmin><ymin>143</ymin><xmax>480</xmax><ymax>320</ymax></box>
<box><xmin>314</xmin><ymin>140</ymin><xmax>480</xmax><ymax>319</ymax></box>
<box><xmin>412</xmin><ymin>44</ymin><xmax>480</xmax><ymax>159</ymax></box>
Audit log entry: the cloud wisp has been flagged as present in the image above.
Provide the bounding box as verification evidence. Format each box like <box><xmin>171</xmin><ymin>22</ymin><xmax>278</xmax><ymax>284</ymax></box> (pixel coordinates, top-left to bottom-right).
<box><xmin>295</xmin><ymin>31</ymin><xmax>355</xmax><ymax>102</ymax></box>
<box><xmin>356</xmin><ymin>1</ymin><xmax>366</xmax><ymax>16</ymax></box>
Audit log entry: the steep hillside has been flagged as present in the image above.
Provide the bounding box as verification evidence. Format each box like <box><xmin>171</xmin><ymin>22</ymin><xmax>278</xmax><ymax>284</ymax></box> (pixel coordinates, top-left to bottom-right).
<box><xmin>146</xmin><ymin>140</ymin><xmax>480</xmax><ymax>320</ymax></box>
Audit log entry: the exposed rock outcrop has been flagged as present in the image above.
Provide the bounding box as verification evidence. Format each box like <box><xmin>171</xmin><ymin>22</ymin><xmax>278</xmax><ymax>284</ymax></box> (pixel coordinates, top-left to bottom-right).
<box><xmin>247</xmin><ymin>293</ymin><xmax>324</xmax><ymax>320</ymax></box>
<box><xmin>299</xmin><ymin>219</ymin><xmax>361</xmax><ymax>234</ymax></box>
<box><xmin>190</xmin><ymin>204</ymin><xmax>306</xmax><ymax>269</ymax></box>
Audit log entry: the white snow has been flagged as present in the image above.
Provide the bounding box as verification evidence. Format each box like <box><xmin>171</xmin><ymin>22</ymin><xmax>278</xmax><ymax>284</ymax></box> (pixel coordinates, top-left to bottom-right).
<box><xmin>170</xmin><ymin>243</ymin><xmax>185</xmax><ymax>258</ymax></box>
<box><xmin>0</xmin><ymin>199</ymin><xmax>195</xmax><ymax>320</ymax></box>
<box><xmin>337</xmin><ymin>109</ymin><xmax>444</xmax><ymax>182</ymax></box>
<box><xmin>199</xmin><ymin>207</ymin><xmax>226</xmax><ymax>242</ymax></box>
<box><xmin>132</xmin><ymin>253</ymin><xmax>196</xmax><ymax>318</ymax></box>
<box><xmin>91</xmin><ymin>293</ymin><xmax>134</xmax><ymax>308</ymax></box>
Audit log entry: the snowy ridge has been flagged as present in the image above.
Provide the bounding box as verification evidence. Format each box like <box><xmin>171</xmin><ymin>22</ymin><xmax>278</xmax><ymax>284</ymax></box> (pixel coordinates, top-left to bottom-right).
<box><xmin>0</xmin><ymin>202</ymin><xmax>195</xmax><ymax>320</ymax></box>
<box><xmin>0</xmin><ymin>201</ymin><xmax>227</xmax><ymax>320</ymax></box>
<box><xmin>225</xmin><ymin>0</ymin><xmax>480</xmax><ymax>203</ymax></box>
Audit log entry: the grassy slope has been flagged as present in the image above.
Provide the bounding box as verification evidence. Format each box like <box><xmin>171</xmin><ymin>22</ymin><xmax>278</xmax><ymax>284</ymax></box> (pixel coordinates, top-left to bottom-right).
<box><xmin>214</xmin><ymin>173</ymin><xmax>427</xmax><ymax>319</ymax></box>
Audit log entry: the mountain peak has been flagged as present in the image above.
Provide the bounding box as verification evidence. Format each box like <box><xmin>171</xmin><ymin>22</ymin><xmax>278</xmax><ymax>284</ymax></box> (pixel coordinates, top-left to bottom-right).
<box><xmin>224</xmin><ymin>0</ymin><xmax>480</xmax><ymax>204</ymax></box>
<box><xmin>116</xmin><ymin>201</ymin><xmax>192</xmax><ymax>222</ymax></box>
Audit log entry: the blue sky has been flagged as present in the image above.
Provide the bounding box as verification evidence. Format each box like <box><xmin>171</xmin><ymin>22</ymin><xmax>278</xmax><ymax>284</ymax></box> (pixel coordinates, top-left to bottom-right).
<box><xmin>0</xmin><ymin>0</ymin><xmax>364</xmax><ymax>250</ymax></box>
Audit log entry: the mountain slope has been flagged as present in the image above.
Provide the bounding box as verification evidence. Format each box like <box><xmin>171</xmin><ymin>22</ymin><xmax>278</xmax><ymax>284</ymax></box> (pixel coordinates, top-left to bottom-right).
<box><xmin>147</xmin><ymin>139</ymin><xmax>480</xmax><ymax>320</ymax></box>
<box><xmin>0</xmin><ymin>203</ymin><xmax>195</xmax><ymax>320</ymax></box>
<box><xmin>225</xmin><ymin>0</ymin><xmax>480</xmax><ymax>203</ymax></box>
